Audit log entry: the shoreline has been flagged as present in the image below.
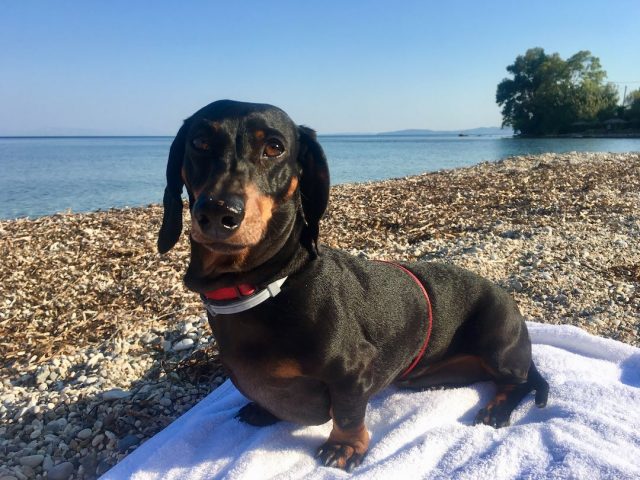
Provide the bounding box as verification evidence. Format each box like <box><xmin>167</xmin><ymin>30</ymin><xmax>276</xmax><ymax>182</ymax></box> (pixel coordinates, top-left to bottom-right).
<box><xmin>1</xmin><ymin>151</ymin><xmax>638</xmax><ymax>479</ymax></box>
<box><xmin>516</xmin><ymin>132</ymin><xmax>640</xmax><ymax>139</ymax></box>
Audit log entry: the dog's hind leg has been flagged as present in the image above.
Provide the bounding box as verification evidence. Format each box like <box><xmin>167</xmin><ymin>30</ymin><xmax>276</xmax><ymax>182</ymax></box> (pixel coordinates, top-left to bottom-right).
<box><xmin>473</xmin><ymin>360</ymin><xmax>549</xmax><ymax>427</ymax></box>
<box><xmin>395</xmin><ymin>354</ymin><xmax>494</xmax><ymax>390</ymax></box>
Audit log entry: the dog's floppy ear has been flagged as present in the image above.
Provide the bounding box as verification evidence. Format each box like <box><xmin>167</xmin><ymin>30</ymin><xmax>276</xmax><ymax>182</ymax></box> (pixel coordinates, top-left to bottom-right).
<box><xmin>158</xmin><ymin>121</ymin><xmax>190</xmax><ymax>254</ymax></box>
<box><xmin>297</xmin><ymin>126</ymin><xmax>330</xmax><ymax>252</ymax></box>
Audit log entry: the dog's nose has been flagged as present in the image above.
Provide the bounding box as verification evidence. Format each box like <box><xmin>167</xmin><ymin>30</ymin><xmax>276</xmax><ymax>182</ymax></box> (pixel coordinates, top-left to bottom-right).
<box><xmin>193</xmin><ymin>195</ymin><xmax>245</xmax><ymax>236</ymax></box>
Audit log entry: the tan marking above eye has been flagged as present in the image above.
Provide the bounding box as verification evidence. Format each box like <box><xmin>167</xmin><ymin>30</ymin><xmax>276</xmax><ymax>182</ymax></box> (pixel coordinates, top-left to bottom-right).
<box><xmin>192</xmin><ymin>137</ymin><xmax>209</xmax><ymax>151</ymax></box>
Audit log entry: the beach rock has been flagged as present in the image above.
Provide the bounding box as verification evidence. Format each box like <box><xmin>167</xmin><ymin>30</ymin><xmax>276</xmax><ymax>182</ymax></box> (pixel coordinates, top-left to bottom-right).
<box><xmin>172</xmin><ymin>338</ymin><xmax>194</xmax><ymax>351</ymax></box>
<box><xmin>92</xmin><ymin>434</ymin><xmax>104</xmax><ymax>447</ymax></box>
<box><xmin>102</xmin><ymin>388</ymin><xmax>131</xmax><ymax>401</ymax></box>
<box><xmin>46</xmin><ymin>462</ymin><xmax>74</xmax><ymax>480</ymax></box>
<box><xmin>19</xmin><ymin>454</ymin><xmax>44</xmax><ymax>467</ymax></box>
<box><xmin>76</xmin><ymin>428</ymin><xmax>92</xmax><ymax>440</ymax></box>
<box><xmin>35</xmin><ymin>368</ymin><xmax>50</xmax><ymax>385</ymax></box>
<box><xmin>86</xmin><ymin>353</ymin><xmax>104</xmax><ymax>367</ymax></box>
<box><xmin>140</xmin><ymin>332</ymin><xmax>157</xmax><ymax>344</ymax></box>
<box><xmin>42</xmin><ymin>455</ymin><xmax>54</xmax><ymax>471</ymax></box>
<box><xmin>80</xmin><ymin>453</ymin><xmax>98</xmax><ymax>475</ymax></box>
<box><xmin>117</xmin><ymin>434</ymin><xmax>140</xmax><ymax>453</ymax></box>
<box><xmin>96</xmin><ymin>459</ymin><xmax>113</xmax><ymax>476</ymax></box>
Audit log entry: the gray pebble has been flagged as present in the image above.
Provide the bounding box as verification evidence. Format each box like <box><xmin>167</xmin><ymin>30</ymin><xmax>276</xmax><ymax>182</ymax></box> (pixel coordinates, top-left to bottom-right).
<box><xmin>76</xmin><ymin>428</ymin><xmax>92</xmax><ymax>440</ymax></box>
<box><xmin>102</xmin><ymin>388</ymin><xmax>132</xmax><ymax>401</ymax></box>
<box><xmin>117</xmin><ymin>434</ymin><xmax>140</xmax><ymax>453</ymax></box>
<box><xmin>42</xmin><ymin>455</ymin><xmax>54</xmax><ymax>471</ymax></box>
<box><xmin>140</xmin><ymin>332</ymin><xmax>157</xmax><ymax>344</ymax></box>
<box><xmin>181</xmin><ymin>322</ymin><xmax>194</xmax><ymax>334</ymax></box>
<box><xmin>91</xmin><ymin>434</ymin><xmax>104</xmax><ymax>447</ymax></box>
<box><xmin>86</xmin><ymin>353</ymin><xmax>104</xmax><ymax>367</ymax></box>
<box><xmin>46</xmin><ymin>461</ymin><xmax>74</xmax><ymax>480</ymax></box>
<box><xmin>172</xmin><ymin>338</ymin><xmax>194</xmax><ymax>351</ymax></box>
<box><xmin>19</xmin><ymin>454</ymin><xmax>44</xmax><ymax>467</ymax></box>
<box><xmin>24</xmin><ymin>466</ymin><xmax>37</xmax><ymax>478</ymax></box>
<box><xmin>35</xmin><ymin>369</ymin><xmax>49</xmax><ymax>385</ymax></box>
<box><xmin>96</xmin><ymin>459</ymin><xmax>112</xmax><ymax>476</ymax></box>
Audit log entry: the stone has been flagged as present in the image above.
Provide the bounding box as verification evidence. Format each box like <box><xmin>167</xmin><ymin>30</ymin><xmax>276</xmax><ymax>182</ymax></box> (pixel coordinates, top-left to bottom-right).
<box><xmin>46</xmin><ymin>461</ymin><xmax>74</xmax><ymax>480</ymax></box>
<box><xmin>19</xmin><ymin>454</ymin><xmax>44</xmax><ymax>467</ymax></box>
<box><xmin>117</xmin><ymin>434</ymin><xmax>140</xmax><ymax>453</ymax></box>
<box><xmin>86</xmin><ymin>353</ymin><xmax>104</xmax><ymax>367</ymax></box>
<box><xmin>42</xmin><ymin>455</ymin><xmax>54</xmax><ymax>471</ymax></box>
<box><xmin>76</xmin><ymin>428</ymin><xmax>92</xmax><ymax>440</ymax></box>
<box><xmin>96</xmin><ymin>459</ymin><xmax>112</xmax><ymax>476</ymax></box>
<box><xmin>91</xmin><ymin>433</ymin><xmax>104</xmax><ymax>447</ymax></box>
<box><xmin>80</xmin><ymin>454</ymin><xmax>97</xmax><ymax>475</ymax></box>
<box><xmin>172</xmin><ymin>338</ymin><xmax>194</xmax><ymax>351</ymax></box>
<box><xmin>140</xmin><ymin>332</ymin><xmax>156</xmax><ymax>344</ymax></box>
<box><xmin>35</xmin><ymin>369</ymin><xmax>49</xmax><ymax>385</ymax></box>
<box><xmin>102</xmin><ymin>388</ymin><xmax>131</xmax><ymax>401</ymax></box>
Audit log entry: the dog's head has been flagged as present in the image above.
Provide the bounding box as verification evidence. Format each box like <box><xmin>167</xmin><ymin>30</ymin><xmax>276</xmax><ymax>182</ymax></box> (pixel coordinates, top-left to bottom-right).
<box><xmin>158</xmin><ymin>100</ymin><xmax>329</xmax><ymax>280</ymax></box>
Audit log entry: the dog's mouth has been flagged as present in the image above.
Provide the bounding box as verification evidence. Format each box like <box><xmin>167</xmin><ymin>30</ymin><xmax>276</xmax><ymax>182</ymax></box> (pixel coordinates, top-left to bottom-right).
<box><xmin>190</xmin><ymin>230</ymin><xmax>251</xmax><ymax>253</ymax></box>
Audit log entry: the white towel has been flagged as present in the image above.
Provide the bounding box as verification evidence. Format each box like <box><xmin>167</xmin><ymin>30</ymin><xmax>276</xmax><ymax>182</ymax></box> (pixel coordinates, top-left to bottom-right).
<box><xmin>102</xmin><ymin>322</ymin><xmax>640</xmax><ymax>479</ymax></box>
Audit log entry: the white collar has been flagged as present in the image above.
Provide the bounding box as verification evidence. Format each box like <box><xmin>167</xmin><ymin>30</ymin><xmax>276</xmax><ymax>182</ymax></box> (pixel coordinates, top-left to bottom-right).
<box><xmin>200</xmin><ymin>277</ymin><xmax>288</xmax><ymax>315</ymax></box>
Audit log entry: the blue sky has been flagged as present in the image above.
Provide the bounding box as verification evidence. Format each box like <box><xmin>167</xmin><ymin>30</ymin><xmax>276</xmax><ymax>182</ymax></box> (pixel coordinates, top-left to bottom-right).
<box><xmin>1</xmin><ymin>0</ymin><xmax>639</xmax><ymax>135</ymax></box>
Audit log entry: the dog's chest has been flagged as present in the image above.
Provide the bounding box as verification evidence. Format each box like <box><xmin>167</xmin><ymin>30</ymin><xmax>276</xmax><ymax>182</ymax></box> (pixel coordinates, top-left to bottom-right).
<box><xmin>224</xmin><ymin>354</ymin><xmax>331</xmax><ymax>426</ymax></box>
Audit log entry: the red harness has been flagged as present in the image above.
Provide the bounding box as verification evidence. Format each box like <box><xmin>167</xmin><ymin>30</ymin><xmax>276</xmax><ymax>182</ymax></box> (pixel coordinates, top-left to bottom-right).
<box><xmin>203</xmin><ymin>262</ymin><xmax>433</xmax><ymax>379</ymax></box>
<box><xmin>377</xmin><ymin>261</ymin><xmax>433</xmax><ymax>379</ymax></box>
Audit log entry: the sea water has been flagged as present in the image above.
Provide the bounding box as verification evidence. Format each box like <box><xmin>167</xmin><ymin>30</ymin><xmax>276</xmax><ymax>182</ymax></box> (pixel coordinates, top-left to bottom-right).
<box><xmin>1</xmin><ymin>135</ymin><xmax>639</xmax><ymax>219</ymax></box>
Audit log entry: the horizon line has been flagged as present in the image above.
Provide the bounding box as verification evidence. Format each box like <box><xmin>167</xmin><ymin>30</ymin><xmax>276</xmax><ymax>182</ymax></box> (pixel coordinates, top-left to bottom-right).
<box><xmin>0</xmin><ymin>127</ymin><xmax>511</xmax><ymax>139</ymax></box>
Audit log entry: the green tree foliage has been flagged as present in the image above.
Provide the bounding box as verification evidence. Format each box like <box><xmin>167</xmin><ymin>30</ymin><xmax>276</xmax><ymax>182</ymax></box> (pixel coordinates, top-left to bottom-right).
<box><xmin>625</xmin><ymin>89</ymin><xmax>640</xmax><ymax>121</ymax></box>
<box><xmin>496</xmin><ymin>48</ymin><xmax>619</xmax><ymax>135</ymax></box>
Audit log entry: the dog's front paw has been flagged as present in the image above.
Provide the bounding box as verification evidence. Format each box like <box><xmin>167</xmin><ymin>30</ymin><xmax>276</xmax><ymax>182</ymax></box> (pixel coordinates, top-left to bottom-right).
<box><xmin>316</xmin><ymin>442</ymin><xmax>366</xmax><ymax>472</ymax></box>
<box><xmin>473</xmin><ymin>404</ymin><xmax>512</xmax><ymax>428</ymax></box>
<box><xmin>235</xmin><ymin>402</ymin><xmax>281</xmax><ymax>426</ymax></box>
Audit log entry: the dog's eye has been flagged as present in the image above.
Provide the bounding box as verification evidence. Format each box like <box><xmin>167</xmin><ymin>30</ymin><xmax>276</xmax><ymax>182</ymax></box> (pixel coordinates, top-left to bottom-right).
<box><xmin>263</xmin><ymin>140</ymin><xmax>285</xmax><ymax>158</ymax></box>
<box><xmin>192</xmin><ymin>137</ymin><xmax>210</xmax><ymax>151</ymax></box>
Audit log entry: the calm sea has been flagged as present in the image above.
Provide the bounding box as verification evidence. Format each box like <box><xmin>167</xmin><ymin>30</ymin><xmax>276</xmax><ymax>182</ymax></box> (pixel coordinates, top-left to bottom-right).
<box><xmin>1</xmin><ymin>135</ymin><xmax>639</xmax><ymax>220</ymax></box>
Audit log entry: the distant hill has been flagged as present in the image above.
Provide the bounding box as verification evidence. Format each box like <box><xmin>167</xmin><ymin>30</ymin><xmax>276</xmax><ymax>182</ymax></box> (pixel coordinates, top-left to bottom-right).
<box><xmin>378</xmin><ymin>127</ymin><xmax>513</xmax><ymax>136</ymax></box>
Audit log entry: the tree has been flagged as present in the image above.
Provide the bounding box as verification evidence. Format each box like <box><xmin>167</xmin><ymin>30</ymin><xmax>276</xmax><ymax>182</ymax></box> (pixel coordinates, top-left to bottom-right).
<box><xmin>625</xmin><ymin>89</ymin><xmax>640</xmax><ymax>122</ymax></box>
<box><xmin>496</xmin><ymin>48</ymin><xmax>618</xmax><ymax>135</ymax></box>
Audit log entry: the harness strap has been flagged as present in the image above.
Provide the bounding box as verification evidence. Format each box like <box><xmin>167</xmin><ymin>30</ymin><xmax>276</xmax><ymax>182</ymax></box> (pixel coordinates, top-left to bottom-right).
<box><xmin>376</xmin><ymin>261</ymin><xmax>433</xmax><ymax>379</ymax></box>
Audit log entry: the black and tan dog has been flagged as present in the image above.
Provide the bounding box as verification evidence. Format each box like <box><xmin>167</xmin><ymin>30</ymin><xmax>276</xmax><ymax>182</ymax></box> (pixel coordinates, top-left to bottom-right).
<box><xmin>158</xmin><ymin>100</ymin><xmax>549</xmax><ymax>471</ymax></box>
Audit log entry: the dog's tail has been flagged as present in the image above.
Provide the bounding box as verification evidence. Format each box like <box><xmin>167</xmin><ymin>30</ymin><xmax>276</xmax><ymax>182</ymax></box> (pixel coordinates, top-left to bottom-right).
<box><xmin>528</xmin><ymin>361</ymin><xmax>549</xmax><ymax>408</ymax></box>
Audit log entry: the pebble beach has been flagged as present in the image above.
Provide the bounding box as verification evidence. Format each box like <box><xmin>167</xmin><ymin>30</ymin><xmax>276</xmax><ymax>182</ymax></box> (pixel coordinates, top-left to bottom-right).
<box><xmin>1</xmin><ymin>151</ymin><xmax>638</xmax><ymax>479</ymax></box>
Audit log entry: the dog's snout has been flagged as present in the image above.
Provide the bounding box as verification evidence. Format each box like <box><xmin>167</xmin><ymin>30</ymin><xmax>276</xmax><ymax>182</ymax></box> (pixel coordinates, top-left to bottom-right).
<box><xmin>194</xmin><ymin>195</ymin><xmax>245</xmax><ymax>236</ymax></box>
